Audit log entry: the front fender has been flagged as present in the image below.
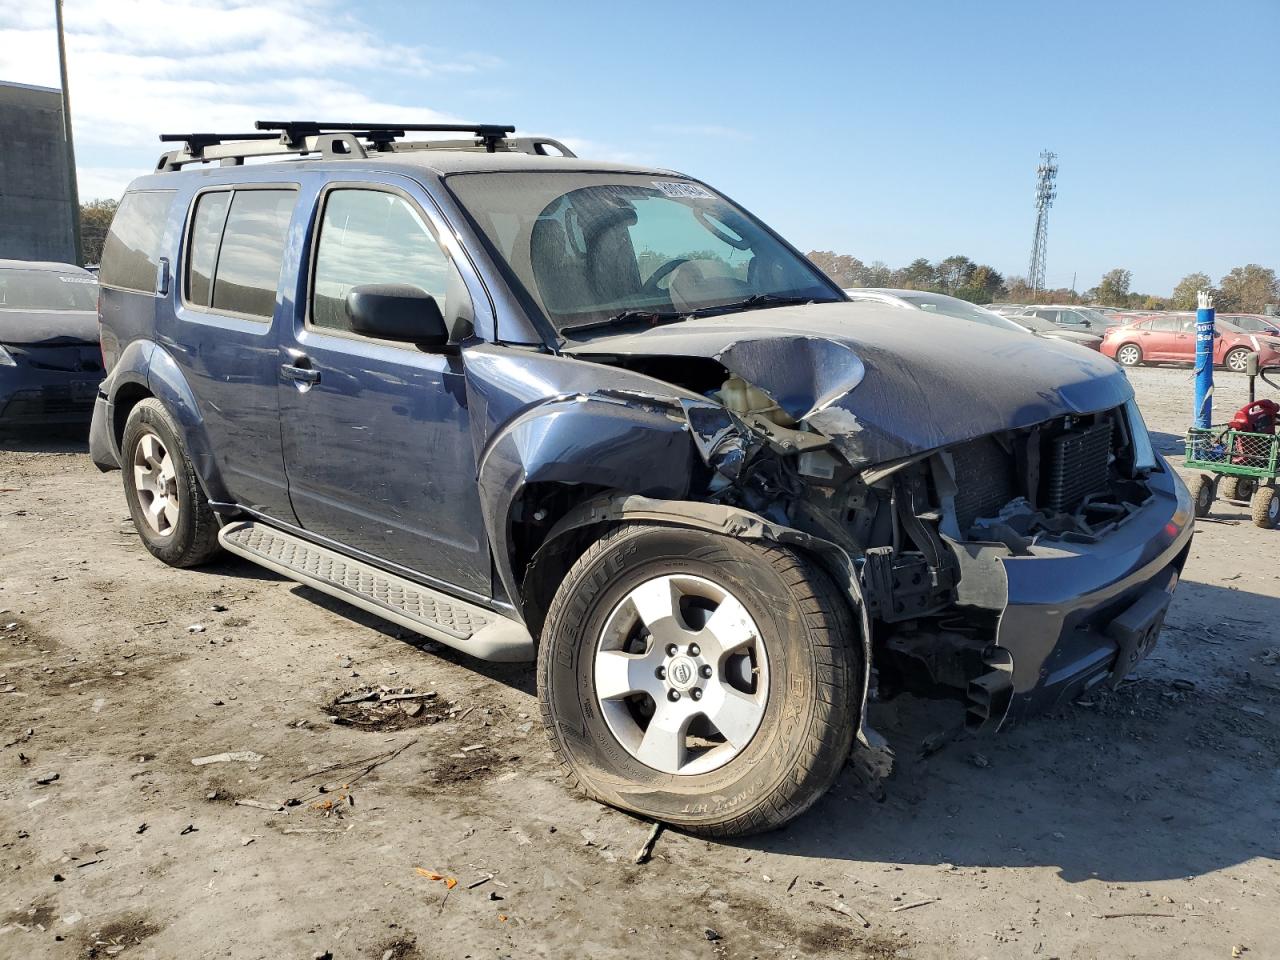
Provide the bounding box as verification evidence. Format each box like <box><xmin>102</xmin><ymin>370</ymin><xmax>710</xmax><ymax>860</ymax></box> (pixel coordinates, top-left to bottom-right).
<box><xmin>477</xmin><ymin>395</ymin><xmax>694</xmax><ymax>607</ymax></box>
<box><xmin>146</xmin><ymin>345</ymin><xmax>231</xmax><ymax>503</ymax></box>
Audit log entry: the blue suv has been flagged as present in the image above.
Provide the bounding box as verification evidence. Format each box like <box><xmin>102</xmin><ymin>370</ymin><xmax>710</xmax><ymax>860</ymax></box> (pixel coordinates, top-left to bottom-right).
<box><xmin>90</xmin><ymin>122</ymin><xmax>1193</xmax><ymax>836</ymax></box>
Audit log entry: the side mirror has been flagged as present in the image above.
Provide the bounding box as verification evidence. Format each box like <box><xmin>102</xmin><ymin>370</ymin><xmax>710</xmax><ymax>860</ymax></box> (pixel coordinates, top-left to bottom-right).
<box><xmin>345</xmin><ymin>284</ymin><xmax>449</xmax><ymax>346</ymax></box>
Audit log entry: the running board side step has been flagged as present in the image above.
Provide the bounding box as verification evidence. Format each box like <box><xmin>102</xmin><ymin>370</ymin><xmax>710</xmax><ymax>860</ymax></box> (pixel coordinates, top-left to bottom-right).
<box><xmin>217</xmin><ymin>520</ymin><xmax>535</xmax><ymax>662</ymax></box>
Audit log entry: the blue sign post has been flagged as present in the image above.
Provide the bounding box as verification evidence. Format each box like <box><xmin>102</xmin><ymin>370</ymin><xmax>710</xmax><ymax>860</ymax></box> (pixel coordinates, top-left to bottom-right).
<box><xmin>1194</xmin><ymin>291</ymin><xmax>1215</xmax><ymax>429</ymax></box>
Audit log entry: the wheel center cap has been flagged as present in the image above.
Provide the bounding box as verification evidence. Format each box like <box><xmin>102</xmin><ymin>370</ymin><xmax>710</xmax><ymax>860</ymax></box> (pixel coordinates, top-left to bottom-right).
<box><xmin>667</xmin><ymin>655</ymin><xmax>698</xmax><ymax>691</ymax></box>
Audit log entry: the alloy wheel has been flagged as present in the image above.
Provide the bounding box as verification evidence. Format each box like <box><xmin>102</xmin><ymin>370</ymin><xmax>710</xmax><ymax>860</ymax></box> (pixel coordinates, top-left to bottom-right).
<box><xmin>593</xmin><ymin>574</ymin><xmax>769</xmax><ymax>776</ymax></box>
<box><xmin>132</xmin><ymin>431</ymin><xmax>180</xmax><ymax>536</ymax></box>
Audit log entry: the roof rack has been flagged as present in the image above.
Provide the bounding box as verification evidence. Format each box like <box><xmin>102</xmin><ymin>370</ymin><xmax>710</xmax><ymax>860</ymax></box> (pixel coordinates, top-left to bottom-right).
<box><xmin>155</xmin><ymin>121</ymin><xmax>576</xmax><ymax>172</ymax></box>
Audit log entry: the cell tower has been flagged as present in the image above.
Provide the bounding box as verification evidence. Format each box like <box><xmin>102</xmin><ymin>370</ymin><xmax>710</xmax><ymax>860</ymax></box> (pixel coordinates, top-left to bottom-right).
<box><xmin>1027</xmin><ymin>150</ymin><xmax>1058</xmax><ymax>295</ymax></box>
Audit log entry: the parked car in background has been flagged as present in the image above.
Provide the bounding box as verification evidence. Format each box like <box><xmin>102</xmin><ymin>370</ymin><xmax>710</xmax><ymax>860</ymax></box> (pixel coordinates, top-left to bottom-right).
<box><xmin>1101</xmin><ymin>314</ymin><xmax>1280</xmax><ymax>371</ymax></box>
<box><xmin>842</xmin><ymin>289</ymin><xmax>1102</xmax><ymax>349</ymax></box>
<box><xmin>0</xmin><ymin>260</ymin><xmax>103</xmax><ymax>428</ymax></box>
<box><xmin>1016</xmin><ymin>305</ymin><xmax>1121</xmax><ymax>335</ymax></box>
<box><xmin>1221</xmin><ymin>313</ymin><xmax>1280</xmax><ymax>336</ymax></box>
<box><xmin>985</xmin><ymin>303</ymin><xmax>1027</xmax><ymax>317</ymax></box>
<box><xmin>1000</xmin><ymin>311</ymin><xmax>1102</xmax><ymax>349</ymax></box>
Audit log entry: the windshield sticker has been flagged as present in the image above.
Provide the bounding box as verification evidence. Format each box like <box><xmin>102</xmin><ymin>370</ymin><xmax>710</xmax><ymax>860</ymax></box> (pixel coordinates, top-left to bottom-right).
<box><xmin>652</xmin><ymin>181</ymin><xmax>715</xmax><ymax>200</ymax></box>
<box><xmin>58</xmin><ymin>276</ymin><xmax>97</xmax><ymax>284</ymax></box>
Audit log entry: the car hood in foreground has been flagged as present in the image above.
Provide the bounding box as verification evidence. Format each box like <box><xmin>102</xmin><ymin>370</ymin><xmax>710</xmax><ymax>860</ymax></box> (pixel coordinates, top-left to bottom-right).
<box><xmin>563</xmin><ymin>301</ymin><xmax>1133</xmax><ymax>466</ymax></box>
<box><xmin>0</xmin><ymin>309</ymin><xmax>99</xmax><ymax>346</ymax></box>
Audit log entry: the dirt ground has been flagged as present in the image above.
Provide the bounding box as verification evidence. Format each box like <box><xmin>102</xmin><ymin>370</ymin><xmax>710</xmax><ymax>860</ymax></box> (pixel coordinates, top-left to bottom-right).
<box><xmin>1</xmin><ymin>364</ymin><xmax>1277</xmax><ymax>960</ymax></box>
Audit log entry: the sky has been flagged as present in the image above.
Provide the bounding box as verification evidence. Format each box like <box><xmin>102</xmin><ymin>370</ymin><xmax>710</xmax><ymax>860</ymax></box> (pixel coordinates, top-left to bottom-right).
<box><xmin>2</xmin><ymin>0</ymin><xmax>1277</xmax><ymax>294</ymax></box>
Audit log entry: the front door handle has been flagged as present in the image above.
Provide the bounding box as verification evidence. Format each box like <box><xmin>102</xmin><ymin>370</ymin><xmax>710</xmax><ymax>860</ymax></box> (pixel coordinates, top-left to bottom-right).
<box><xmin>280</xmin><ymin>362</ymin><xmax>321</xmax><ymax>384</ymax></box>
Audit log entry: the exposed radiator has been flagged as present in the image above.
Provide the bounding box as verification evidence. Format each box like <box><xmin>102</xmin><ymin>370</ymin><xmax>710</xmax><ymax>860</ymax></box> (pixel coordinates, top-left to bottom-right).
<box><xmin>1044</xmin><ymin>420</ymin><xmax>1112</xmax><ymax>511</ymax></box>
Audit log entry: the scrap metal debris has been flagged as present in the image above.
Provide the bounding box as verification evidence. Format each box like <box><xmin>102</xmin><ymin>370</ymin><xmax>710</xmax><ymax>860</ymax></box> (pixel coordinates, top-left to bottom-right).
<box><xmin>191</xmin><ymin>751</ymin><xmax>263</xmax><ymax>765</ymax></box>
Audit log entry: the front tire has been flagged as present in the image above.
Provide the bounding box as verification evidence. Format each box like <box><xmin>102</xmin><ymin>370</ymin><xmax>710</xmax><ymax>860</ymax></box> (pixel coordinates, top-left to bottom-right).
<box><xmin>1116</xmin><ymin>343</ymin><xmax>1142</xmax><ymax>367</ymax></box>
<box><xmin>1190</xmin><ymin>474</ymin><xmax>1215</xmax><ymax>518</ymax></box>
<box><xmin>121</xmin><ymin>398</ymin><xmax>221</xmax><ymax>568</ymax></box>
<box><xmin>538</xmin><ymin>523</ymin><xmax>860</xmax><ymax>837</ymax></box>
<box><xmin>1225</xmin><ymin>348</ymin><xmax>1252</xmax><ymax>373</ymax></box>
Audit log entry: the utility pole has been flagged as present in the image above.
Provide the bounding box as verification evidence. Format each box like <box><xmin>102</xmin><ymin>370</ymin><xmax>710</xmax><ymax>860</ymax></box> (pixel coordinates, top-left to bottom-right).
<box><xmin>1027</xmin><ymin>150</ymin><xmax>1057</xmax><ymax>297</ymax></box>
<box><xmin>55</xmin><ymin>0</ymin><xmax>84</xmax><ymax>266</ymax></box>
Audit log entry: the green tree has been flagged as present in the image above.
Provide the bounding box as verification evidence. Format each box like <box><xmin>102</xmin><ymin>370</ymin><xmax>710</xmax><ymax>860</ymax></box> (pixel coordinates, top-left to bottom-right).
<box><xmin>1216</xmin><ymin>264</ymin><xmax>1279</xmax><ymax>313</ymax></box>
<box><xmin>1095</xmin><ymin>268</ymin><xmax>1132</xmax><ymax>306</ymax></box>
<box><xmin>1169</xmin><ymin>272</ymin><xmax>1211</xmax><ymax>310</ymax></box>
<box><xmin>896</xmin><ymin>257</ymin><xmax>937</xmax><ymax>290</ymax></box>
<box><xmin>936</xmin><ymin>254</ymin><xmax>975</xmax><ymax>292</ymax></box>
<box><xmin>79</xmin><ymin>198</ymin><xmax>118</xmax><ymax>265</ymax></box>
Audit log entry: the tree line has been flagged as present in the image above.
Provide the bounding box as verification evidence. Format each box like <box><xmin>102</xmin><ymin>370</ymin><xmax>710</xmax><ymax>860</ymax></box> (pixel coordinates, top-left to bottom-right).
<box><xmin>805</xmin><ymin>250</ymin><xmax>1280</xmax><ymax>314</ymax></box>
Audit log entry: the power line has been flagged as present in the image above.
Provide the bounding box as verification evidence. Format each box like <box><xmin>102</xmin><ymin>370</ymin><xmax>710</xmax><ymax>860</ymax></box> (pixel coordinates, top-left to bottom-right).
<box><xmin>1027</xmin><ymin>150</ymin><xmax>1057</xmax><ymax>296</ymax></box>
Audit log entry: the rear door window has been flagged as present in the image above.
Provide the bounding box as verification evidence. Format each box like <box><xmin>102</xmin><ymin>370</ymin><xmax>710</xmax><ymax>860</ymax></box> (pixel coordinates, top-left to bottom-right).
<box><xmin>208</xmin><ymin>189</ymin><xmax>296</xmax><ymax>319</ymax></box>
<box><xmin>185</xmin><ymin>191</ymin><xmax>231</xmax><ymax>308</ymax></box>
<box><xmin>100</xmin><ymin>191</ymin><xmax>174</xmax><ymax>293</ymax></box>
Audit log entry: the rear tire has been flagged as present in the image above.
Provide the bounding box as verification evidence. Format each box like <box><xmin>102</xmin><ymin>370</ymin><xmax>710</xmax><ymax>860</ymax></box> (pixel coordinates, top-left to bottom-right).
<box><xmin>1116</xmin><ymin>343</ymin><xmax>1142</xmax><ymax>367</ymax></box>
<box><xmin>1251</xmin><ymin>485</ymin><xmax>1278</xmax><ymax>529</ymax></box>
<box><xmin>538</xmin><ymin>523</ymin><xmax>860</xmax><ymax>837</ymax></box>
<box><xmin>121</xmin><ymin>398</ymin><xmax>221</xmax><ymax>568</ymax></box>
<box><xmin>1190</xmin><ymin>474</ymin><xmax>1215</xmax><ymax>518</ymax></box>
<box><xmin>1220</xmin><ymin>476</ymin><xmax>1241</xmax><ymax>501</ymax></box>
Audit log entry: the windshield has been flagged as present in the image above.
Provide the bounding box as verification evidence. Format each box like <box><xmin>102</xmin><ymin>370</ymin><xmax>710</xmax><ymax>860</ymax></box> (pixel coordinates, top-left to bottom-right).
<box><xmin>894</xmin><ymin>292</ymin><xmax>1025</xmax><ymax>332</ymax></box>
<box><xmin>446</xmin><ymin>172</ymin><xmax>840</xmax><ymax>333</ymax></box>
<box><xmin>1007</xmin><ymin>312</ymin><xmax>1059</xmax><ymax>333</ymax></box>
<box><xmin>1075</xmin><ymin>307</ymin><xmax>1120</xmax><ymax>326</ymax></box>
<box><xmin>0</xmin><ymin>268</ymin><xmax>98</xmax><ymax>311</ymax></box>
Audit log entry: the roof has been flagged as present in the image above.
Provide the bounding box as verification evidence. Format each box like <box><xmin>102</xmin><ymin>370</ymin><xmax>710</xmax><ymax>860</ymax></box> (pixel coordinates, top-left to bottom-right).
<box><xmin>0</xmin><ymin>259</ymin><xmax>92</xmax><ymax>275</ymax></box>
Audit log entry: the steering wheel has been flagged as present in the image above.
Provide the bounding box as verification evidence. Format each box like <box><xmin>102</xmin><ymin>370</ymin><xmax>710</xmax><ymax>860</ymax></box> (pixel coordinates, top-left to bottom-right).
<box><xmin>640</xmin><ymin>257</ymin><xmax>691</xmax><ymax>298</ymax></box>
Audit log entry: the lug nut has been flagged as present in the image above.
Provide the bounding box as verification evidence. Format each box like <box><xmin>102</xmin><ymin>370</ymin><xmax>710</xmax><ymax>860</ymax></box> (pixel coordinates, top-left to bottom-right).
<box><xmin>655</xmin><ymin>666</ymin><xmax>666</xmax><ymax>680</ymax></box>
<box><xmin>666</xmin><ymin>644</ymin><xmax>678</xmax><ymax>657</ymax></box>
<box><xmin>667</xmin><ymin>690</ymin><xmax>681</xmax><ymax>702</ymax></box>
<box><xmin>690</xmin><ymin>688</ymin><xmax>702</xmax><ymax>701</ymax></box>
<box><xmin>700</xmin><ymin>665</ymin><xmax>713</xmax><ymax>679</ymax></box>
<box><xmin>688</xmin><ymin>644</ymin><xmax>700</xmax><ymax>656</ymax></box>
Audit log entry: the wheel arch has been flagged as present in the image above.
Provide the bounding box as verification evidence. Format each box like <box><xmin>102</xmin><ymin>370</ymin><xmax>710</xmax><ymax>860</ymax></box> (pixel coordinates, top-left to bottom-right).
<box><xmin>520</xmin><ymin>493</ymin><xmax>876</xmax><ymax>742</ymax></box>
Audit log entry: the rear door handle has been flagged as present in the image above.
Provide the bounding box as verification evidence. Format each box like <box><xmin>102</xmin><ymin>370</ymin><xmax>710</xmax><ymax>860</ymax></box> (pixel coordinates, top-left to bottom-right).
<box><xmin>280</xmin><ymin>362</ymin><xmax>321</xmax><ymax>384</ymax></box>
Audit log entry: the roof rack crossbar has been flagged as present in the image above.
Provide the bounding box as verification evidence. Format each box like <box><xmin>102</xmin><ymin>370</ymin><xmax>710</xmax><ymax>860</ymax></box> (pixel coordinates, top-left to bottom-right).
<box><xmin>154</xmin><ymin>120</ymin><xmax>570</xmax><ymax>171</ymax></box>
<box><xmin>255</xmin><ymin>120</ymin><xmax>515</xmax><ymax>151</ymax></box>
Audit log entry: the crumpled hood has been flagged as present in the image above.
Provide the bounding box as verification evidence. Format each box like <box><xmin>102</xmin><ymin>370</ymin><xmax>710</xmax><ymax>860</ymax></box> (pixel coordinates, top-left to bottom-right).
<box><xmin>563</xmin><ymin>301</ymin><xmax>1133</xmax><ymax>466</ymax></box>
<box><xmin>0</xmin><ymin>309</ymin><xmax>99</xmax><ymax>346</ymax></box>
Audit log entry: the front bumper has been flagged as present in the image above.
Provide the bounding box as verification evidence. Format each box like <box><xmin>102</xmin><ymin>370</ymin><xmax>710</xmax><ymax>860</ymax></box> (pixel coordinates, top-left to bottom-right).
<box><xmin>0</xmin><ymin>376</ymin><xmax>101</xmax><ymax>427</ymax></box>
<box><xmin>958</xmin><ymin>459</ymin><xmax>1194</xmax><ymax>726</ymax></box>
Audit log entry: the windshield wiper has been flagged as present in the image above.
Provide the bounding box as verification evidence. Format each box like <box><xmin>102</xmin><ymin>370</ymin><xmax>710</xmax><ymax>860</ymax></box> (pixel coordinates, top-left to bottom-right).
<box><xmin>687</xmin><ymin>293</ymin><xmax>820</xmax><ymax>317</ymax></box>
<box><xmin>561</xmin><ymin>310</ymin><xmax>684</xmax><ymax>335</ymax></box>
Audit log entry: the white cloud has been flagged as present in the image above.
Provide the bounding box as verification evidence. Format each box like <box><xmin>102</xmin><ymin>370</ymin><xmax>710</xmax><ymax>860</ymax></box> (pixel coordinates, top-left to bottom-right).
<box><xmin>0</xmin><ymin>0</ymin><xmax>503</xmax><ymax>198</ymax></box>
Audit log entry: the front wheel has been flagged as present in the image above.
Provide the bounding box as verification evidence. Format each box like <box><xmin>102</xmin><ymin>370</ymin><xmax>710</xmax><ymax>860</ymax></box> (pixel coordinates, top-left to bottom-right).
<box><xmin>1115</xmin><ymin>343</ymin><xmax>1143</xmax><ymax>367</ymax></box>
<box><xmin>121</xmin><ymin>398</ymin><xmax>221</xmax><ymax>567</ymax></box>
<box><xmin>538</xmin><ymin>523</ymin><xmax>860</xmax><ymax>837</ymax></box>
<box><xmin>1190</xmin><ymin>473</ymin><xmax>1215</xmax><ymax>518</ymax></box>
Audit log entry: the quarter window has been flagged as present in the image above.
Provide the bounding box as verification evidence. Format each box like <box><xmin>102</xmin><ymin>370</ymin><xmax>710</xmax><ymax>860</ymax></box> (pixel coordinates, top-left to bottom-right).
<box><xmin>100</xmin><ymin>191</ymin><xmax>174</xmax><ymax>294</ymax></box>
<box><xmin>311</xmin><ymin>190</ymin><xmax>451</xmax><ymax>332</ymax></box>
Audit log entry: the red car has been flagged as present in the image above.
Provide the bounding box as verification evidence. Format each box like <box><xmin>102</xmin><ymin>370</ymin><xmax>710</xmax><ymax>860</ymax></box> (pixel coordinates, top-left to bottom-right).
<box><xmin>1101</xmin><ymin>314</ymin><xmax>1280</xmax><ymax>372</ymax></box>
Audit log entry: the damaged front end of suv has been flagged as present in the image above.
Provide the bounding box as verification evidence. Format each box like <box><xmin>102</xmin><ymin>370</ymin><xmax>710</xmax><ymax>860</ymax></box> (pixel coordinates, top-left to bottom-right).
<box><xmin>484</xmin><ymin>301</ymin><xmax>1194</xmax><ymax>744</ymax></box>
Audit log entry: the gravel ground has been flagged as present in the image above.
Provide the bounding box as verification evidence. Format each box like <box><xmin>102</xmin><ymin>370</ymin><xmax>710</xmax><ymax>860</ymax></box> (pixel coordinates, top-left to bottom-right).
<box><xmin>1</xmin><ymin>364</ymin><xmax>1277</xmax><ymax>959</ymax></box>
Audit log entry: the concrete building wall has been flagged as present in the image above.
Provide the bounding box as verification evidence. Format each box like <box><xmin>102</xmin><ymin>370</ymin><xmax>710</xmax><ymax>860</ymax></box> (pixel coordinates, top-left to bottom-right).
<box><xmin>0</xmin><ymin>81</ymin><xmax>77</xmax><ymax>264</ymax></box>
